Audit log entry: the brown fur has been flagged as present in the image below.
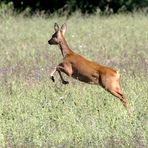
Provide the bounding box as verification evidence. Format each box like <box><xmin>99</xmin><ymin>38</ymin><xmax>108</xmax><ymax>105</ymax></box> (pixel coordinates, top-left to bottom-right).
<box><xmin>48</xmin><ymin>23</ymin><xmax>128</xmax><ymax>108</ymax></box>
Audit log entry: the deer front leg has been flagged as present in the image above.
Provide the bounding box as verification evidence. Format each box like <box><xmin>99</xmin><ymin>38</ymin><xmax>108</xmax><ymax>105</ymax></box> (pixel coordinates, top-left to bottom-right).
<box><xmin>57</xmin><ymin>70</ymin><xmax>69</xmax><ymax>84</ymax></box>
<box><xmin>56</xmin><ymin>63</ymin><xmax>73</xmax><ymax>84</ymax></box>
<box><xmin>50</xmin><ymin>67</ymin><xmax>67</xmax><ymax>84</ymax></box>
<box><xmin>50</xmin><ymin>67</ymin><xmax>57</xmax><ymax>82</ymax></box>
<box><xmin>50</xmin><ymin>63</ymin><xmax>72</xmax><ymax>84</ymax></box>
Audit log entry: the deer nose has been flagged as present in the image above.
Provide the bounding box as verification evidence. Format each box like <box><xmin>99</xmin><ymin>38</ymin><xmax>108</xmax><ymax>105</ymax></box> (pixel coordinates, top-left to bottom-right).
<box><xmin>48</xmin><ymin>40</ymin><xmax>51</xmax><ymax>44</ymax></box>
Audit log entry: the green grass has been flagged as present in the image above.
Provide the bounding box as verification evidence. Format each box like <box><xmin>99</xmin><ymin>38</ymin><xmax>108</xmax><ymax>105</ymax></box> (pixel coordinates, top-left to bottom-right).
<box><xmin>0</xmin><ymin>12</ymin><xmax>148</xmax><ymax>147</ymax></box>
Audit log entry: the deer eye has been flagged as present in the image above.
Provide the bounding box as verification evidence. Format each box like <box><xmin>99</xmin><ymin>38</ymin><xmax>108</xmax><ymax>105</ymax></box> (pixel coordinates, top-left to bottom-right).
<box><xmin>52</xmin><ymin>35</ymin><xmax>57</xmax><ymax>38</ymax></box>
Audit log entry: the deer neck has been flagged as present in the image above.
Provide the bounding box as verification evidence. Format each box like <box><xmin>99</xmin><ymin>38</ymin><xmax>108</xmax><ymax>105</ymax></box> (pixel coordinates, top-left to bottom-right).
<box><xmin>59</xmin><ymin>37</ymin><xmax>73</xmax><ymax>57</ymax></box>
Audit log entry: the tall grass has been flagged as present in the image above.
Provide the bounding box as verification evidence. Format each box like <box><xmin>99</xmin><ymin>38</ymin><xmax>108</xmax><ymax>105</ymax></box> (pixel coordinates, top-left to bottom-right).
<box><xmin>0</xmin><ymin>11</ymin><xmax>148</xmax><ymax>147</ymax></box>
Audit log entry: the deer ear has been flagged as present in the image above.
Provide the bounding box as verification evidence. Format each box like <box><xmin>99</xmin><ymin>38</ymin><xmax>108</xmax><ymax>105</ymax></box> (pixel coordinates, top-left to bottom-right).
<box><xmin>61</xmin><ymin>23</ymin><xmax>67</xmax><ymax>35</ymax></box>
<box><xmin>54</xmin><ymin>23</ymin><xmax>59</xmax><ymax>31</ymax></box>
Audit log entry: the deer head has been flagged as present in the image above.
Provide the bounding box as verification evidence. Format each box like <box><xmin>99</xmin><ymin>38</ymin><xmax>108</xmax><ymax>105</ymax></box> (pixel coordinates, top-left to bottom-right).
<box><xmin>48</xmin><ymin>23</ymin><xmax>67</xmax><ymax>45</ymax></box>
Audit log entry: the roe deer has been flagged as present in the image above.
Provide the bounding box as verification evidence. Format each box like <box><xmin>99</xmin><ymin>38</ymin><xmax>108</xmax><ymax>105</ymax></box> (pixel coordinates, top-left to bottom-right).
<box><xmin>48</xmin><ymin>23</ymin><xmax>128</xmax><ymax>108</ymax></box>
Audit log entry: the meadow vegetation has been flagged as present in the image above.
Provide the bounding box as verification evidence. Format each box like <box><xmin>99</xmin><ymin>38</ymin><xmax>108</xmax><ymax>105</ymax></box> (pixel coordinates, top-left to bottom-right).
<box><xmin>0</xmin><ymin>11</ymin><xmax>148</xmax><ymax>147</ymax></box>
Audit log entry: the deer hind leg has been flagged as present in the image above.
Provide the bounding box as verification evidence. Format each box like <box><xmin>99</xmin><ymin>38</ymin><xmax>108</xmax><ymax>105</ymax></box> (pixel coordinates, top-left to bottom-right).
<box><xmin>108</xmin><ymin>87</ymin><xmax>128</xmax><ymax>108</ymax></box>
<box><xmin>99</xmin><ymin>72</ymin><xmax>128</xmax><ymax>109</ymax></box>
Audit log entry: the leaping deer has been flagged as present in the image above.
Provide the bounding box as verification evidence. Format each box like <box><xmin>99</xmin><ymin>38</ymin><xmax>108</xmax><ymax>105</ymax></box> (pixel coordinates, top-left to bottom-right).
<box><xmin>48</xmin><ymin>23</ymin><xmax>128</xmax><ymax>108</ymax></box>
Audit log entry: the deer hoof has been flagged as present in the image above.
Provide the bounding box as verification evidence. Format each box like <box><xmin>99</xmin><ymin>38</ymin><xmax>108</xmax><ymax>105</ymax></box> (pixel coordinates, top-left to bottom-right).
<box><xmin>62</xmin><ymin>81</ymin><xmax>69</xmax><ymax>85</ymax></box>
<box><xmin>50</xmin><ymin>76</ymin><xmax>55</xmax><ymax>82</ymax></box>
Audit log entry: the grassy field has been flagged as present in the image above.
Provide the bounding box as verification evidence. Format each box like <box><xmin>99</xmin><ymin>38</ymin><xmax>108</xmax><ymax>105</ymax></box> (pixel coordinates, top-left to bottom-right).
<box><xmin>0</xmin><ymin>11</ymin><xmax>148</xmax><ymax>147</ymax></box>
